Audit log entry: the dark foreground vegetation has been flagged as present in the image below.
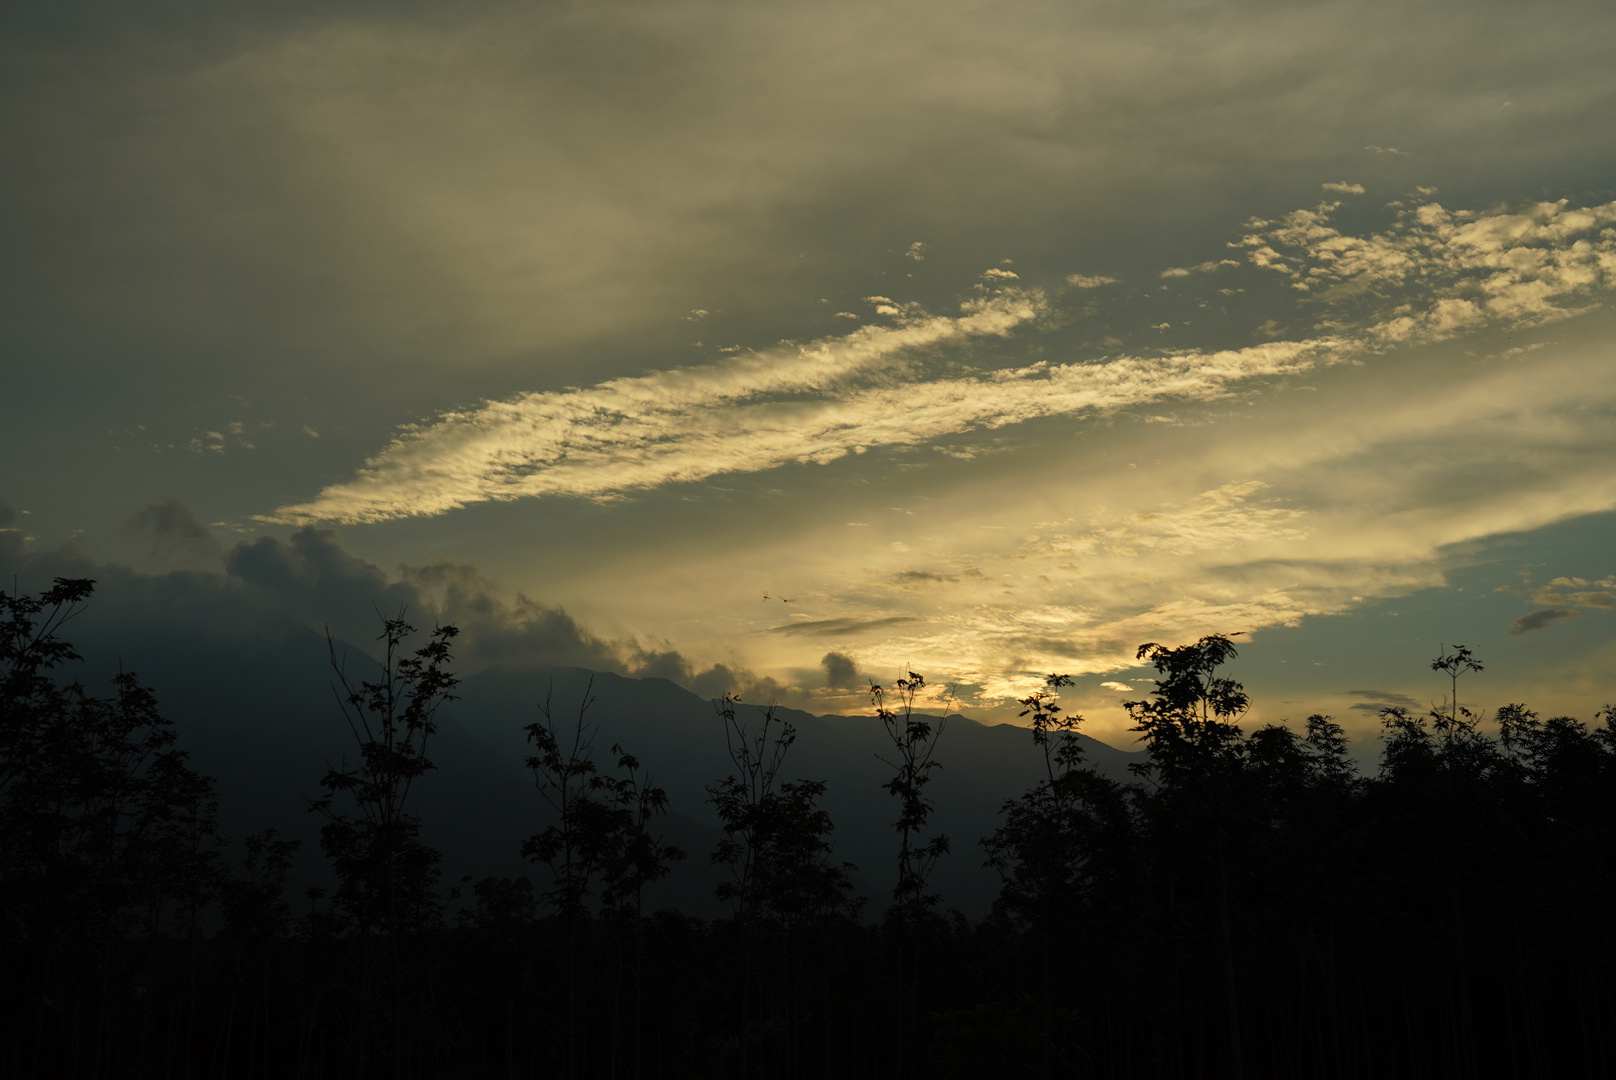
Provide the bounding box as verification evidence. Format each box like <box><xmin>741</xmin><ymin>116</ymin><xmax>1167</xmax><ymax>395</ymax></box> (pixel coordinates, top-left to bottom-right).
<box><xmin>4</xmin><ymin>579</ymin><xmax>1616</xmax><ymax>1079</ymax></box>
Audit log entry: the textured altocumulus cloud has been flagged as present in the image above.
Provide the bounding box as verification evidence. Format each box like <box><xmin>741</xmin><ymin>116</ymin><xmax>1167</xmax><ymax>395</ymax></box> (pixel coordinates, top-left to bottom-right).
<box><xmin>270</xmin><ymin>194</ymin><xmax>1616</xmax><ymax>526</ymax></box>
<box><xmin>1236</xmin><ymin>196</ymin><xmax>1616</xmax><ymax>342</ymax></box>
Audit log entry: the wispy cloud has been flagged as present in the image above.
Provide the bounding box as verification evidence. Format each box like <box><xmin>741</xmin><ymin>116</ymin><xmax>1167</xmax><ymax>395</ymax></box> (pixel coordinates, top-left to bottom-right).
<box><xmin>267</xmin><ymin>292</ymin><xmax>1349</xmax><ymax>524</ymax></box>
<box><xmin>766</xmin><ymin>615</ymin><xmax>918</xmax><ymax>637</ymax></box>
<box><xmin>268</xmin><ymin>292</ymin><xmax>1042</xmax><ymax>522</ymax></box>
<box><xmin>270</xmin><ymin>193</ymin><xmax>1616</xmax><ymax>528</ymax></box>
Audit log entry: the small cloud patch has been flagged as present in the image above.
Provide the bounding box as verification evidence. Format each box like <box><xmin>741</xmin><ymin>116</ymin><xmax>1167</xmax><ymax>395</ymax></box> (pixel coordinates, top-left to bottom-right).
<box><xmin>1160</xmin><ymin>260</ymin><xmax>1238</xmax><ymax>279</ymax></box>
<box><xmin>1511</xmin><ymin>607</ymin><xmax>1575</xmax><ymax>635</ymax></box>
<box><xmin>894</xmin><ymin>569</ymin><xmax>960</xmax><ymax>586</ymax></box>
<box><xmin>821</xmin><ymin>650</ymin><xmax>861</xmax><ymax>689</ymax></box>
<box><xmin>1342</xmin><ymin>689</ymin><xmax>1420</xmax><ymax>713</ymax></box>
<box><xmin>766</xmin><ymin>616</ymin><xmax>917</xmax><ymax>637</ymax></box>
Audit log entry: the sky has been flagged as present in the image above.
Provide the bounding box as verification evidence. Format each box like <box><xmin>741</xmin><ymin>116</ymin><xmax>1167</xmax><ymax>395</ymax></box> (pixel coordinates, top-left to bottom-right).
<box><xmin>5</xmin><ymin>0</ymin><xmax>1616</xmax><ymax>746</ymax></box>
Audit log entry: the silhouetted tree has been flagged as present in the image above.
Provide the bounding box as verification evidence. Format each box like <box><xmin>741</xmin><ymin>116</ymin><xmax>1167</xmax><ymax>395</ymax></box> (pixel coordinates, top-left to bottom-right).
<box><xmin>710</xmin><ymin>694</ymin><xmax>849</xmax><ymax>921</ymax></box>
<box><xmin>983</xmin><ymin>677</ymin><xmax>1135</xmax><ymax>1077</ymax></box>
<box><xmin>709</xmin><ymin>693</ymin><xmax>853</xmax><ymax>1079</ymax></box>
<box><xmin>0</xmin><ymin>578</ymin><xmax>223</xmax><ymax>1078</ymax></box>
<box><xmin>871</xmin><ymin>671</ymin><xmax>950</xmax><ymax>919</ymax></box>
<box><xmin>524</xmin><ymin>678</ymin><xmax>609</xmax><ymax>921</ymax></box>
<box><xmin>312</xmin><ymin>615</ymin><xmax>457</xmax><ymax>937</ymax></box>
<box><xmin>984</xmin><ymin>677</ymin><xmax>1126</xmax><ymax>931</ymax></box>
<box><xmin>1431</xmin><ymin>643</ymin><xmax>1484</xmax><ymax>733</ymax></box>
<box><xmin>216</xmin><ymin>828</ymin><xmax>301</xmax><ymax>1075</ymax></box>
<box><xmin>525</xmin><ymin>700</ymin><xmax>684</xmax><ymax>916</ymax></box>
<box><xmin>1126</xmin><ymin>635</ymin><xmax>1248</xmax><ymax>787</ymax></box>
<box><xmin>525</xmin><ymin>681</ymin><xmax>684</xmax><ymax>1079</ymax></box>
<box><xmin>869</xmin><ymin>671</ymin><xmax>952</xmax><ymax>1080</ymax></box>
<box><xmin>595</xmin><ymin>745</ymin><xmax>684</xmax><ymax>1080</ymax></box>
<box><xmin>1125</xmin><ymin>633</ymin><xmax>1250</xmax><ymax>1079</ymax></box>
<box><xmin>309</xmin><ymin>612</ymin><xmax>458</xmax><ymax>1080</ymax></box>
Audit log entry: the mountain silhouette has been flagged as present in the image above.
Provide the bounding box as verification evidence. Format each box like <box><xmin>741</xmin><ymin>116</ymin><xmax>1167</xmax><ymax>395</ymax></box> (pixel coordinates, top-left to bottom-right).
<box><xmin>66</xmin><ymin>616</ymin><xmax>1141</xmax><ymax>916</ymax></box>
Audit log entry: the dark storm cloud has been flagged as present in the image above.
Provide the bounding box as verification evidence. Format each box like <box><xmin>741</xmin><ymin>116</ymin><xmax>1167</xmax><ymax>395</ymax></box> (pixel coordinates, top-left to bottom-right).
<box><xmin>125</xmin><ymin>497</ymin><xmax>222</xmax><ymax>568</ymax></box>
<box><xmin>2</xmin><ymin>506</ymin><xmax>826</xmax><ymax>710</ymax></box>
<box><xmin>227</xmin><ymin>527</ymin><xmax>416</xmax><ymax>631</ymax></box>
<box><xmin>682</xmin><ymin>662</ymin><xmax>786</xmax><ymax>705</ymax></box>
<box><xmin>396</xmin><ymin>559</ymin><xmax>622</xmax><ymax>673</ymax></box>
<box><xmin>0</xmin><ymin>499</ymin><xmax>15</xmax><ymax>529</ymax></box>
<box><xmin>2</xmin><ymin>513</ymin><xmax>678</xmax><ymax>682</ymax></box>
<box><xmin>820</xmin><ymin>650</ymin><xmax>861</xmax><ymax>690</ymax></box>
<box><xmin>1510</xmin><ymin>608</ymin><xmax>1575</xmax><ymax>636</ymax></box>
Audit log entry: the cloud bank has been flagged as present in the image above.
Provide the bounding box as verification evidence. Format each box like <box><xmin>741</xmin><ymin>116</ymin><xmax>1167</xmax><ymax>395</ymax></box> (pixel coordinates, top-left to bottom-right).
<box><xmin>1</xmin><ymin>506</ymin><xmax>792</xmax><ymax>706</ymax></box>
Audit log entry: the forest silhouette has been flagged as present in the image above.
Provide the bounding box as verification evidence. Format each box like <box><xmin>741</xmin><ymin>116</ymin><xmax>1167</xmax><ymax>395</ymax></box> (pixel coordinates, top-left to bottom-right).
<box><xmin>4</xmin><ymin>577</ymin><xmax>1614</xmax><ymax>1079</ymax></box>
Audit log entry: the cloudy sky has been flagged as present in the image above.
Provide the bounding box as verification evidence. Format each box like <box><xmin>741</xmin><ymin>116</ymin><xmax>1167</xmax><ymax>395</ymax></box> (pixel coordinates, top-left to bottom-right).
<box><xmin>5</xmin><ymin>0</ymin><xmax>1616</xmax><ymax>744</ymax></box>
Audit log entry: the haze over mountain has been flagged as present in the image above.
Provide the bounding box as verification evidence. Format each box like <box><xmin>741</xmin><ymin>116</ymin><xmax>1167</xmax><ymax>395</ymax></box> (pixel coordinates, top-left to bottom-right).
<box><xmin>64</xmin><ymin>605</ymin><xmax>1143</xmax><ymax>919</ymax></box>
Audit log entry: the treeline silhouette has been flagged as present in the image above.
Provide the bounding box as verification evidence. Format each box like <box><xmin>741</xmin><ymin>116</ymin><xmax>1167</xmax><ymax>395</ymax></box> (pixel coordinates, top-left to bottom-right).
<box><xmin>4</xmin><ymin>578</ymin><xmax>1614</xmax><ymax>1078</ymax></box>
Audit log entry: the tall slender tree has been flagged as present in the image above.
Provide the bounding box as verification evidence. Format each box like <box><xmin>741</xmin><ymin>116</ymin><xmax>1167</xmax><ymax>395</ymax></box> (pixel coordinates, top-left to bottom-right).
<box><xmin>312</xmin><ymin>614</ymin><xmax>458</xmax><ymax>938</ymax></box>
<box><xmin>310</xmin><ymin>612</ymin><xmax>458</xmax><ymax>1080</ymax></box>
<box><xmin>870</xmin><ymin>671</ymin><xmax>950</xmax><ymax>919</ymax></box>
<box><xmin>709</xmin><ymin>693</ymin><xmax>852</xmax><ymax>1079</ymax></box>
<box><xmin>1125</xmin><ymin>633</ymin><xmax>1250</xmax><ymax>1080</ymax></box>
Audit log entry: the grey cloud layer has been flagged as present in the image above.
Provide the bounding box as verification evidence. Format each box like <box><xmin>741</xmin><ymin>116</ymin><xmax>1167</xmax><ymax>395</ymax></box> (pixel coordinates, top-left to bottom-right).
<box><xmin>10</xmin><ymin>0</ymin><xmax>1615</xmax><ymax>384</ymax></box>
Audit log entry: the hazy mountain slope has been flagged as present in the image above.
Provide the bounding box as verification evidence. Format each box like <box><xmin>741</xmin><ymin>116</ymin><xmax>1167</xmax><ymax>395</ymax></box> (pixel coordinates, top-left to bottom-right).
<box><xmin>54</xmin><ymin>620</ymin><xmax>1144</xmax><ymax>917</ymax></box>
